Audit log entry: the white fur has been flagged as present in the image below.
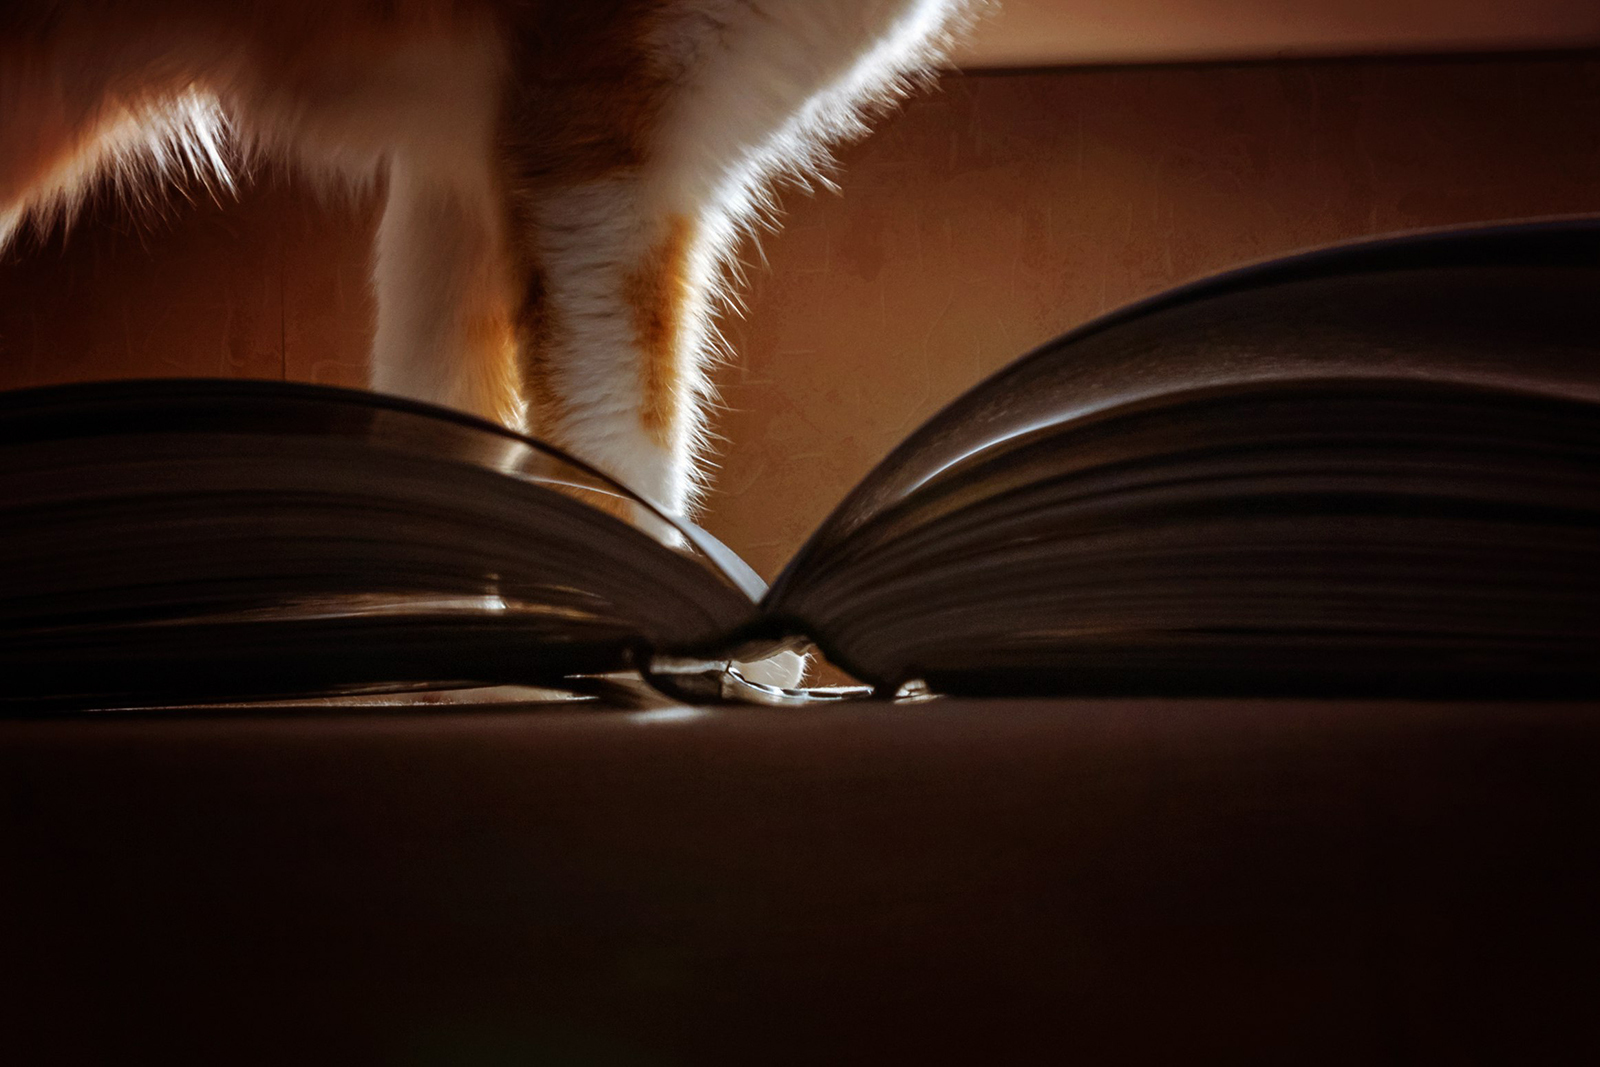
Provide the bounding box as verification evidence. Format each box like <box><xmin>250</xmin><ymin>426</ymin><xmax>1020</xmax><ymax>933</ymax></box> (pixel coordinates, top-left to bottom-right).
<box><xmin>530</xmin><ymin>175</ymin><xmax>694</xmax><ymax>511</ymax></box>
<box><xmin>359</xmin><ymin>31</ymin><xmax>521</xmax><ymax>423</ymax></box>
<box><xmin>608</xmin><ymin>0</ymin><xmax>977</xmax><ymax>513</ymax></box>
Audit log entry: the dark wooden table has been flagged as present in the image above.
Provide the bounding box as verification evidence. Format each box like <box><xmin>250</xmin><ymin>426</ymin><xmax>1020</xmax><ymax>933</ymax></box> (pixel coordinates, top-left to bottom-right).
<box><xmin>4</xmin><ymin>698</ymin><xmax>1596</xmax><ymax>1063</ymax></box>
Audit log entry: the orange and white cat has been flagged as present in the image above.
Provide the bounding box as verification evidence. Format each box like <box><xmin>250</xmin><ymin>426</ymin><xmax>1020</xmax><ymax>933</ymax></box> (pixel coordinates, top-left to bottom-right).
<box><xmin>0</xmin><ymin>0</ymin><xmax>974</xmax><ymax>522</ymax></box>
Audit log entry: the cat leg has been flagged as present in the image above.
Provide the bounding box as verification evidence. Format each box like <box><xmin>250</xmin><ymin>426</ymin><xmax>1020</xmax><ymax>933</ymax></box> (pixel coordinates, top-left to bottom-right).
<box><xmin>515</xmin><ymin>0</ymin><xmax>969</xmax><ymax>686</ymax></box>
<box><xmin>215</xmin><ymin>24</ymin><xmax>529</xmax><ymax>430</ymax></box>
<box><xmin>517</xmin><ymin>0</ymin><xmax>973</xmax><ymax>519</ymax></box>
<box><xmin>521</xmin><ymin>177</ymin><xmax>715</xmax><ymax>520</ymax></box>
<box><xmin>0</xmin><ymin>36</ymin><xmax>229</xmax><ymax>252</ymax></box>
<box><xmin>369</xmin><ymin>157</ymin><xmax>524</xmax><ymax>428</ymax></box>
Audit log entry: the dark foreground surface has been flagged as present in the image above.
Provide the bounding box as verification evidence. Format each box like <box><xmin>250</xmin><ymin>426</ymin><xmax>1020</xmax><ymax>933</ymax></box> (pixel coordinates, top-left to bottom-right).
<box><xmin>4</xmin><ymin>698</ymin><xmax>1597</xmax><ymax>1064</ymax></box>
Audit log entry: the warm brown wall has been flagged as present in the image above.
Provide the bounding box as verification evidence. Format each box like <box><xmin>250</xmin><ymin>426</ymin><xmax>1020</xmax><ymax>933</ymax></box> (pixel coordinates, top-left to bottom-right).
<box><xmin>706</xmin><ymin>56</ymin><xmax>1600</xmax><ymax>575</ymax></box>
<box><xmin>3</xmin><ymin>56</ymin><xmax>1599</xmax><ymax>578</ymax></box>
<box><xmin>0</xmin><ymin>179</ymin><xmax>373</xmax><ymax>392</ymax></box>
<box><xmin>956</xmin><ymin>0</ymin><xmax>1600</xmax><ymax>66</ymax></box>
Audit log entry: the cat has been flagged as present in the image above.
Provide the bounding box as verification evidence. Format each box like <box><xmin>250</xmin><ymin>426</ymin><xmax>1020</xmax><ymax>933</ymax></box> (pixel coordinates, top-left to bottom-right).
<box><xmin>0</xmin><ymin>0</ymin><xmax>976</xmax><ymax>528</ymax></box>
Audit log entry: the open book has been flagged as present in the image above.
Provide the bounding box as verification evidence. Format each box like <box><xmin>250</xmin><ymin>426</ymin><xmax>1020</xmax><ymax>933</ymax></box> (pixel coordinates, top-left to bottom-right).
<box><xmin>5</xmin><ymin>219</ymin><xmax>1599</xmax><ymax>708</ymax></box>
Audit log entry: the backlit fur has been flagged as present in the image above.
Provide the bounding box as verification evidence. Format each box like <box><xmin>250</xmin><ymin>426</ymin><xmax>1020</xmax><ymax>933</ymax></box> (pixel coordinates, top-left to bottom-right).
<box><xmin>0</xmin><ymin>0</ymin><xmax>975</xmax><ymax>521</ymax></box>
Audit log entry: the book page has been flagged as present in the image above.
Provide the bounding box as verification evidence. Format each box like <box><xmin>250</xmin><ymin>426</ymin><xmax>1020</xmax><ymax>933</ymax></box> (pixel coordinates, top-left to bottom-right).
<box><xmin>0</xmin><ymin>380</ymin><xmax>760</xmax><ymax>707</ymax></box>
<box><xmin>771</xmin><ymin>219</ymin><xmax>1600</xmax><ymax>600</ymax></box>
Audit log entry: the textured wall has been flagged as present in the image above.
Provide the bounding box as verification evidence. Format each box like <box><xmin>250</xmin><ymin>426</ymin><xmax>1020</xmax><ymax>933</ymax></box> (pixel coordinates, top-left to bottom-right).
<box><xmin>706</xmin><ymin>57</ymin><xmax>1600</xmax><ymax>576</ymax></box>
<box><xmin>2</xmin><ymin>57</ymin><xmax>1599</xmax><ymax>579</ymax></box>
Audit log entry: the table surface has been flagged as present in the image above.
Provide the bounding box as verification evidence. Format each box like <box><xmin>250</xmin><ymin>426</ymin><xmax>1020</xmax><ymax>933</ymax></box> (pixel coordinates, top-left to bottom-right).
<box><xmin>4</xmin><ymin>697</ymin><xmax>1597</xmax><ymax>1063</ymax></box>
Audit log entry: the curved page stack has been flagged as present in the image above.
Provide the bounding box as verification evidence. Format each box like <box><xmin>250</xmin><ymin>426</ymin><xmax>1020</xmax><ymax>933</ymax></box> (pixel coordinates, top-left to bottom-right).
<box><xmin>4</xmin><ymin>219</ymin><xmax>1599</xmax><ymax>707</ymax></box>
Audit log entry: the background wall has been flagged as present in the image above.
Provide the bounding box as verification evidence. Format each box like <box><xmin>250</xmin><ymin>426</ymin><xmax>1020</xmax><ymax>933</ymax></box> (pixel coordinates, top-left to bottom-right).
<box><xmin>954</xmin><ymin>0</ymin><xmax>1600</xmax><ymax>66</ymax></box>
<box><xmin>2</xmin><ymin>55</ymin><xmax>1599</xmax><ymax>578</ymax></box>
